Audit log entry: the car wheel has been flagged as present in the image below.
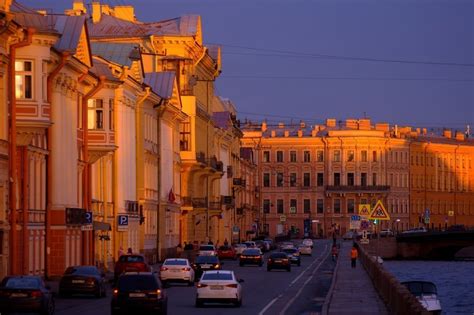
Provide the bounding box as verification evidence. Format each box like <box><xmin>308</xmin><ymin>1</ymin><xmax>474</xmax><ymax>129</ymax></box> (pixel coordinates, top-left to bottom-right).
<box><xmin>195</xmin><ymin>299</ymin><xmax>203</xmax><ymax>307</ymax></box>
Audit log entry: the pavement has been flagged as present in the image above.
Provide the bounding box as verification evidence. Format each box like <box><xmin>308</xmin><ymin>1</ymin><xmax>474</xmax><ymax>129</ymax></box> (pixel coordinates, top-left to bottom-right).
<box><xmin>324</xmin><ymin>241</ymin><xmax>388</xmax><ymax>315</ymax></box>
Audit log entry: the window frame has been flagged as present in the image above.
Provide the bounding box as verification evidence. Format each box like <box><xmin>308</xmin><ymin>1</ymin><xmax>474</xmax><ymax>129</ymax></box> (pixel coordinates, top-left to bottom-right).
<box><xmin>87</xmin><ymin>98</ymin><xmax>104</xmax><ymax>130</ymax></box>
<box><xmin>15</xmin><ymin>59</ymin><xmax>34</xmax><ymax>100</ymax></box>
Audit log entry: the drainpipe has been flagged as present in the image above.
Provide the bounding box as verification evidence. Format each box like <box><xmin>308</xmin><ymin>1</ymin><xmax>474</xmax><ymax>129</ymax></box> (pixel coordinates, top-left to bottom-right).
<box><xmin>45</xmin><ymin>51</ymin><xmax>69</xmax><ymax>278</ymax></box>
<box><xmin>8</xmin><ymin>27</ymin><xmax>35</xmax><ymax>275</ymax></box>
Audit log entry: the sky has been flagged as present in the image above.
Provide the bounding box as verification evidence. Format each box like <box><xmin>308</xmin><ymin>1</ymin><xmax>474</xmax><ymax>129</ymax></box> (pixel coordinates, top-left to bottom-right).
<box><xmin>20</xmin><ymin>0</ymin><xmax>474</xmax><ymax>130</ymax></box>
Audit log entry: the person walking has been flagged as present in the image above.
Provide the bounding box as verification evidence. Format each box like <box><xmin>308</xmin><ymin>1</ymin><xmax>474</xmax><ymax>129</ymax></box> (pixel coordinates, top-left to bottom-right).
<box><xmin>331</xmin><ymin>244</ymin><xmax>338</xmax><ymax>261</ymax></box>
<box><xmin>350</xmin><ymin>245</ymin><xmax>358</xmax><ymax>268</ymax></box>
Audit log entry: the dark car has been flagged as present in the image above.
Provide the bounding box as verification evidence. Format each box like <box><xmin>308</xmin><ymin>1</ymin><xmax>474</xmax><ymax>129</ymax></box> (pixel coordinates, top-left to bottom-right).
<box><xmin>267</xmin><ymin>252</ymin><xmax>291</xmax><ymax>272</ymax></box>
<box><xmin>59</xmin><ymin>265</ymin><xmax>107</xmax><ymax>298</ymax></box>
<box><xmin>111</xmin><ymin>272</ymin><xmax>167</xmax><ymax>315</ymax></box>
<box><xmin>239</xmin><ymin>248</ymin><xmax>263</xmax><ymax>267</ymax></box>
<box><xmin>192</xmin><ymin>255</ymin><xmax>222</xmax><ymax>280</ymax></box>
<box><xmin>447</xmin><ymin>224</ymin><xmax>466</xmax><ymax>232</ymax></box>
<box><xmin>282</xmin><ymin>248</ymin><xmax>301</xmax><ymax>266</ymax></box>
<box><xmin>114</xmin><ymin>255</ymin><xmax>150</xmax><ymax>282</ymax></box>
<box><xmin>0</xmin><ymin>275</ymin><xmax>55</xmax><ymax>315</ymax></box>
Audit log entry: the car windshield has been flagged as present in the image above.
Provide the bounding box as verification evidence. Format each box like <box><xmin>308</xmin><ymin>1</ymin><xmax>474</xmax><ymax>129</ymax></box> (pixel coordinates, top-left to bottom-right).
<box><xmin>118</xmin><ymin>275</ymin><xmax>159</xmax><ymax>291</ymax></box>
<box><xmin>202</xmin><ymin>273</ymin><xmax>233</xmax><ymax>281</ymax></box>
<box><xmin>64</xmin><ymin>266</ymin><xmax>99</xmax><ymax>275</ymax></box>
<box><xmin>270</xmin><ymin>253</ymin><xmax>287</xmax><ymax>259</ymax></box>
<box><xmin>164</xmin><ymin>259</ymin><xmax>187</xmax><ymax>266</ymax></box>
<box><xmin>199</xmin><ymin>245</ymin><xmax>214</xmax><ymax>251</ymax></box>
<box><xmin>4</xmin><ymin>277</ymin><xmax>41</xmax><ymax>289</ymax></box>
<box><xmin>195</xmin><ymin>256</ymin><xmax>219</xmax><ymax>264</ymax></box>
<box><xmin>283</xmin><ymin>249</ymin><xmax>298</xmax><ymax>254</ymax></box>
<box><xmin>242</xmin><ymin>249</ymin><xmax>260</xmax><ymax>255</ymax></box>
<box><xmin>119</xmin><ymin>255</ymin><xmax>144</xmax><ymax>263</ymax></box>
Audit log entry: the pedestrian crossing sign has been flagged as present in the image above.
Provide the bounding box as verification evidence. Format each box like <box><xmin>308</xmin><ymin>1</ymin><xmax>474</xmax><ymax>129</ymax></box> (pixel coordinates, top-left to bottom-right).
<box><xmin>358</xmin><ymin>204</ymin><xmax>371</xmax><ymax>218</ymax></box>
<box><xmin>368</xmin><ymin>200</ymin><xmax>390</xmax><ymax>220</ymax></box>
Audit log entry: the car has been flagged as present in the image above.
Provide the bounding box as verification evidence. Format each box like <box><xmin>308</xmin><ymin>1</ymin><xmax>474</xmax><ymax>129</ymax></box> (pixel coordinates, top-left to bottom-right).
<box><xmin>267</xmin><ymin>252</ymin><xmax>291</xmax><ymax>272</ymax></box>
<box><xmin>217</xmin><ymin>246</ymin><xmax>237</xmax><ymax>260</ymax></box>
<box><xmin>111</xmin><ymin>272</ymin><xmax>167</xmax><ymax>315</ymax></box>
<box><xmin>159</xmin><ymin>258</ymin><xmax>195</xmax><ymax>286</ymax></box>
<box><xmin>195</xmin><ymin>270</ymin><xmax>243</xmax><ymax>307</ymax></box>
<box><xmin>192</xmin><ymin>255</ymin><xmax>222</xmax><ymax>280</ymax></box>
<box><xmin>243</xmin><ymin>241</ymin><xmax>257</xmax><ymax>248</ymax></box>
<box><xmin>0</xmin><ymin>275</ymin><xmax>55</xmax><ymax>315</ymax></box>
<box><xmin>114</xmin><ymin>254</ymin><xmax>150</xmax><ymax>282</ymax></box>
<box><xmin>282</xmin><ymin>248</ymin><xmax>301</xmax><ymax>266</ymax></box>
<box><xmin>302</xmin><ymin>239</ymin><xmax>314</xmax><ymax>248</ymax></box>
<box><xmin>279</xmin><ymin>241</ymin><xmax>295</xmax><ymax>250</ymax></box>
<box><xmin>234</xmin><ymin>244</ymin><xmax>248</xmax><ymax>256</ymax></box>
<box><xmin>198</xmin><ymin>245</ymin><xmax>217</xmax><ymax>256</ymax></box>
<box><xmin>298</xmin><ymin>245</ymin><xmax>312</xmax><ymax>256</ymax></box>
<box><xmin>239</xmin><ymin>248</ymin><xmax>263</xmax><ymax>266</ymax></box>
<box><xmin>59</xmin><ymin>265</ymin><xmax>107</xmax><ymax>298</ymax></box>
<box><xmin>402</xmin><ymin>227</ymin><xmax>428</xmax><ymax>234</ymax></box>
<box><xmin>380</xmin><ymin>229</ymin><xmax>394</xmax><ymax>237</ymax></box>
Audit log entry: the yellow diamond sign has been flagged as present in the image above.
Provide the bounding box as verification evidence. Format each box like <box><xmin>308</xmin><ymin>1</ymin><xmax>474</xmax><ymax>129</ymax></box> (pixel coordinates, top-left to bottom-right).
<box><xmin>368</xmin><ymin>200</ymin><xmax>390</xmax><ymax>221</ymax></box>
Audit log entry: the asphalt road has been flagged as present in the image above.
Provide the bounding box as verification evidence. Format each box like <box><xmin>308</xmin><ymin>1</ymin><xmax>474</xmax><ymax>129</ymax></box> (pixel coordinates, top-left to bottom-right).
<box><xmin>51</xmin><ymin>239</ymin><xmax>334</xmax><ymax>315</ymax></box>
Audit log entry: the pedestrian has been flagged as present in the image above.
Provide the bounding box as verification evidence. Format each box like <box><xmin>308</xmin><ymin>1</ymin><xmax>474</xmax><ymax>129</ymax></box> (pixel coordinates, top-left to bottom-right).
<box><xmin>331</xmin><ymin>244</ymin><xmax>338</xmax><ymax>261</ymax></box>
<box><xmin>350</xmin><ymin>245</ymin><xmax>358</xmax><ymax>268</ymax></box>
<box><xmin>127</xmin><ymin>247</ymin><xmax>133</xmax><ymax>255</ymax></box>
<box><xmin>224</xmin><ymin>238</ymin><xmax>229</xmax><ymax>247</ymax></box>
<box><xmin>208</xmin><ymin>239</ymin><xmax>213</xmax><ymax>245</ymax></box>
<box><xmin>118</xmin><ymin>246</ymin><xmax>124</xmax><ymax>257</ymax></box>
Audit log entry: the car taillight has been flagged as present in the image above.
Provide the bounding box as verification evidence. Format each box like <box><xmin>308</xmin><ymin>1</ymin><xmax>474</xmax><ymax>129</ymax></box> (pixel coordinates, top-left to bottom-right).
<box><xmin>160</xmin><ymin>267</ymin><xmax>168</xmax><ymax>272</ymax></box>
<box><xmin>182</xmin><ymin>267</ymin><xmax>191</xmax><ymax>271</ymax></box>
<box><xmin>31</xmin><ymin>291</ymin><xmax>42</xmax><ymax>298</ymax></box>
<box><xmin>214</xmin><ymin>264</ymin><xmax>220</xmax><ymax>269</ymax></box>
<box><xmin>226</xmin><ymin>284</ymin><xmax>238</xmax><ymax>288</ymax></box>
<box><xmin>196</xmin><ymin>283</ymin><xmax>208</xmax><ymax>288</ymax></box>
<box><xmin>113</xmin><ymin>289</ymin><xmax>118</xmax><ymax>296</ymax></box>
<box><xmin>268</xmin><ymin>259</ymin><xmax>272</xmax><ymax>263</ymax></box>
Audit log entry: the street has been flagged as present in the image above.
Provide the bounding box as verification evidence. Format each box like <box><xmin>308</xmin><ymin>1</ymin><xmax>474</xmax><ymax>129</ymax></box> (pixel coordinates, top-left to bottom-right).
<box><xmin>52</xmin><ymin>239</ymin><xmax>334</xmax><ymax>315</ymax></box>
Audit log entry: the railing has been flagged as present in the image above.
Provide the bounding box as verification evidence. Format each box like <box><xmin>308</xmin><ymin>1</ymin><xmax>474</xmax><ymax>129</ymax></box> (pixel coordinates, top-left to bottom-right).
<box><xmin>326</xmin><ymin>185</ymin><xmax>390</xmax><ymax>192</ymax></box>
<box><xmin>192</xmin><ymin>197</ymin><xmax>207</xmax><ymax>208</ymax></box>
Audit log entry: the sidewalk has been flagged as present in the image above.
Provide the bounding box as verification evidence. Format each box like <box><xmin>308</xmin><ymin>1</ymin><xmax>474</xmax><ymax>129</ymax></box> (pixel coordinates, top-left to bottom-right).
<box><xmin>326</xmin><ymin>242</ymin><xmax>388</xmax><ymax>315</ymax></box>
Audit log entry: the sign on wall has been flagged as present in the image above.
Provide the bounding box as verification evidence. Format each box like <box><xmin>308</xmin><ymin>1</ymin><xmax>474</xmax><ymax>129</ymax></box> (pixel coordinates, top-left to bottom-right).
<box><xmin>117</xmin><ymin>215</ymin><xmax>129</xmax><ymax>231</ymax></box>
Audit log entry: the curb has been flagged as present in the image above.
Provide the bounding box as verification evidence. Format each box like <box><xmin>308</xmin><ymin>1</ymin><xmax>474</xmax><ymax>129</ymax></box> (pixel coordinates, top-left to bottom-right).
<box><xmin>321</xmin><ymin>249</ymin><xmax>340</xmax><ymax>315</ymax></box>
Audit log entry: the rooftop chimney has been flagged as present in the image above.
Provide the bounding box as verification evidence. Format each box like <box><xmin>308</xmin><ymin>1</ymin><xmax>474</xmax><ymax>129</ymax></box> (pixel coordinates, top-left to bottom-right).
<box><xmin>300</xmin><ymin>121</ymin><xmax>306</xmax><ymax>129</ymax></box>
<box><xmin>298</xmin><ymin>130</ymin><xmax>303</xmax><ymax>137</ymax></box>
<box><xmin>443</xmin><ymin>129</ymin><xmax>452</xmax><ymax>139</ymax></box>
<box><xmin>284</xmin><ymin>130</ymin><xmax>290</xmax><ymax>137</ymax></box>
<box><xmin>271</xmin><ymin>130</ymin><xmax>276</xmax><ymax>137</ymax></box>
<box><xmin>261</xmin><ymin>121</ymin><xmax>267</xmax><ymax>132</ymax></box>
<box><xmin>358</xmin><ymin>119</ymin><xmax>371</xmax><ymax>130</ymax></box>
<box><xmin>114</xmin><ymin>5</ymin><xmax>135</xmax><ymax>22</ymax></box>
<box><xmin>278</xmin><ymin>122</ymin><xmax>285</xmax><ymax>129</ymax></box>
<box><xmin>455</xmin><ymin>131</ymin><xmax>465</xmax><ymax>141</ymax></box>
<box><xmin>326</xmin><ymin>118</ymin><xmax>336</xmax><ymax>128</ymax></box>
<box><xmin>345</xmin><ymin>119</ymin><xmax>358</xmax><ymax>129</ymax></box>
<box><xmin>375</xmin><ymin>123</ymin><xmax>390</xmax><ymax>132</ymax></box>
<box><xmin>92</xmin><ymin>1</ymin><xmax>101</xmax><ymax>23</ymax></box>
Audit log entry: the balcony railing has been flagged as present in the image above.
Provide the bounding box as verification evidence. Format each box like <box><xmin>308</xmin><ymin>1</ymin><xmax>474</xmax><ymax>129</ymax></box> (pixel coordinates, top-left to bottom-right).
<box><xmin>325</xmin><ymin>185</ymin><xmax>390</xmax><ymax>192</ymax></box>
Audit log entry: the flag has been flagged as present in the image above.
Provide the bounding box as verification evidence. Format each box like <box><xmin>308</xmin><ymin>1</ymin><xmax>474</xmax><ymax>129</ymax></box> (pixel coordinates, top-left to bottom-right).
<box><xmin>168</xmin><ymin>188</ymin><xmax>176</xmax><ymax>203</ymax></box>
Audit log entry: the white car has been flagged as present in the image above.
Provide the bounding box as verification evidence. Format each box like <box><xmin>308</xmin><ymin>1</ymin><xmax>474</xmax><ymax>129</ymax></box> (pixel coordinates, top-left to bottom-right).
<box><xmin>160</xmin><ymin>258</ymin><xmax>195</xmax><ymax>285</ymax></box>
<box><xmin>302</xmin><ymin>239</ymin><xmax>313</xmax><ymax>248</ymax></box>
<box><xmin>298</xmin><ymin>245</ymin><xmax>312</xmax><ymax>256</ymax></box>
<box><xmin>401</xmin><ymin>227</ymin><xmax>427</xmax><ymax>234</ymax></box>
<box><xmin>280</xmin><ymin>242</ymin><xmax>295</xmax><ymax>250</ymax></box>
<box><xmin>198</xmin><ymin>245</ymin><xmax>217</xmax><ymax>256</ymax></box>
<box><xmin>195</xmin><ymin>270</ymin><xmax>243</xmax><ymax>307</ymax></box>
<box><xmin>234</xmin><ymin>244</ymin><xmax>248</xmax><ymax>256</ymax></box>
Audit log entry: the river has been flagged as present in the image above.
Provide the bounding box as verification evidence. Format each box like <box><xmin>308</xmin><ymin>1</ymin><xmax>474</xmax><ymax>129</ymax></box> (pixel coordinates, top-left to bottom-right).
<box><xmin>384</xmin><ymin>260</ymin><xmax>474</xmax><ymax>315</ymax></box>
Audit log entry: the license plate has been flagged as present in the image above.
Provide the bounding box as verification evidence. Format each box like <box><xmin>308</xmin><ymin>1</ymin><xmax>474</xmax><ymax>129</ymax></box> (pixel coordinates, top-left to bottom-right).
<box><xmin>11</xmin><ymin>293</ymin><xmax>28</xmax><ymax>297</ymax></box>
<box><xmin>171</xmin><ymin>270</ymin><xmax>180</xmax><ymax>273</ymax></box>
<box><xmin>129</xmin><ymin>293</ymin><xmax>146</xmax><ymax>298</ymax></box>
<box><xmin>275</xmin><ymin>260</ymin><xmax>282</xmax><ymax>263</ymax></box>
<box><xmin>202</xmin><ymin>264</ymin><xmax>211</xmax><ymax>269</ymax></box>
<box><xmin>72</xmin><ymin>280</ymin><xmax>85</xmax><ymax>284</ymax></box>
<box><xmin>210</xmin><ymin>285</ymin><xmax>223</xmax><ymax>290</ymax></box>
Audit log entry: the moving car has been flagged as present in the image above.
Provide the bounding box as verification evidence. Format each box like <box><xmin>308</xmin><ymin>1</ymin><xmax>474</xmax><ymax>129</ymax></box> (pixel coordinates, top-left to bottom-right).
<box><xmin>401</xmin><ymin>281</ymin><xmax>441</xmax><ymax>314</ymax></box>
<box><xmin>195</xmin><ymin>270</ymin><xmax>243</xmax><ymax>307</ymax></box>
<box><xmin>279</xmin><ymin>241</ymin><xmax>295</xmax><ymax>250</ymax></box>
<box><xmin>267</xmin><ymin>252</ymin><xmax>291</xmax><ymax>272</ymax></box>
<box><xmin>282</xmin><ymin>248</ymin><xmax>301</xmax><ymax>266</ymax></box>
<box><xmin>217</xmin><ymin>246</ymin><xmax>237</xmax><ymax>260</ymax></box>
<box><xmin>298</xmin><ymin>245</ymin><xmax>312</xmax><ymax>256</ymax></box>
<box><xmin>401</xmin><ymin>227</ymin><xmax>428</xmax><ymax>234</ymax></box>
<box><xmin>234</xmin><ymin>244</ymin><xmax>248</xmax><ymax>256</ymax></box>
<box><xmin>114</xmin><ymin>255</ymin><xmax>150</xmax><ymax>282</ymax></box>
<box><xmin>0</xmin><ymin>276</ymin><xmax>55</xmax><ymax>315</ymax></box>
<box><xmin>59</xmin><ymin>265</ymin><xmax>107</xmax><ymax>298</ymax></box>
<box><xmin>192</xmin><ymin>255</ymin><xmax>222</xmax><ymax>280</ymax></box>
<box><xmin>302</xmin><ymin>239</ymin><xmax>314</xmax><ymax>248</ymax></box>
<box><xmin>198</xmin><ymin>245</ymin><xmax>217</xmax><ymax>256</ymax></box>
<box><xmin>159</xmin><ymin>258</ymin><xmax>195</xmax><ymax>286</ymax></box>
<box><xmin>239</xmin><ymin>248</ymin><xmax>263</xmax><ymax>267</ymax></box>
<box><xmin>111</xmin><ymin>272</ymin><xmax>167</xmax><ymax>315</ymax></box>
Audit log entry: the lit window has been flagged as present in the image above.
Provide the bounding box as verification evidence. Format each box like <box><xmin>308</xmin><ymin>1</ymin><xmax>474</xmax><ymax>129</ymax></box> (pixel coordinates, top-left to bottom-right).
<box><xmin>317</xmin><ymin>150</ymin><xmax>324</xmax><ymax>162</ymax></box>
<box><xmin>15</xmin><ymin>60</ymin><xmax>33</xmax><ymax>99</ymax></box>
<box><xmin>334</xmin><ymin>150</ymin><xmax>341</xmax><ymax>162</ymax></box>
<box><xmin>88</xmin><ymin>99</ymin><xmax>104</xmax><ymax>129</ymax></box>
<box><xmin>347</xmin><ymin>150</ymin><xmax>354</xmax><ymax>162</ymax></box>
<box><xmin>361</xmin><ymin>150</ymin><xmax>368</xmax><ymax>162</ymax></box>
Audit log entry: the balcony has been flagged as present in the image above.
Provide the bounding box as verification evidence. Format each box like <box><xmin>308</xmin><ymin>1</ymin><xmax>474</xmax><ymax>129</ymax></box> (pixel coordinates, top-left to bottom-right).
<box><xmin>88</xmin><ymin>130</ymin><xmax>117</xmax><ymax>163</ymax></box>
<box><xmin>325</xmin><ymin>185</ymin><xmax>390</xmax><ymax>193</ymax></box>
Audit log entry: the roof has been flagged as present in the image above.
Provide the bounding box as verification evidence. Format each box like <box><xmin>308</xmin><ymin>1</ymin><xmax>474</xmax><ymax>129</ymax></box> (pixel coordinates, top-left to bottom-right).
<box><xmin>144</xmin><ymin>72</ymin><xmax>175</xmax><ymax>99</ymax></box>
<box><xmin>91</xmin><ymin>42</ymin><xmax>139</xmax><ymax>67</ymax></box>
<box><xmin>90</xmin><ymin>57</ymin><xmax>121</xmax><ymax>82</ymax></box>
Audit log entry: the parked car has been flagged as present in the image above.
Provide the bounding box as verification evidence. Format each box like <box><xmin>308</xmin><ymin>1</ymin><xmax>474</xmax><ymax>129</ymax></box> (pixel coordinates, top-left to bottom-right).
<box><xmin>217</xmin><ymin>246</ymin><xmax>237</xmax><ymax>260</ymax></box>
<box><xmin>234</xmin><ymin>244</ymin><xmax>248</xmax><ymax>256</ymax></box>
<box><xmin>59</xmin><ymin>265</ymin><xmax>107</xmax><ymax>298</ymax></box>
<box><xmin>402</xmin><ymin>227</ymin><xmax>428</xmax><ymax>234</ymax></box>
<box><xmin>198</xmin><ymin>245</ymin><xmax>217</xmax><ymax>256</ymax></box>
<box><xmin>114</xmin><ymin>255</ymin><xmax>150</xmax><ymax>282</ymax></box>
<box><xmin>302</xmin><ymin>239</ymin><xmax>314</xmax><ymax>248</ymax></box>
<box><xmin>0</xmin><ymin>276</ymin><xmax>55</xmax><ymax>315</ymax></box>
<box><xmin>159</xmin><ymin>258</ymin><xmax>195</xmax><ymax>286</ymax></box>
<box><xmin>380</xmin><ymin>229</ymin><xmax>395</xmax><ymax>237</ymax></box>
<box><xmin>281</xmin><ymin>248</ymin><xmax>301</xmax><ymax>266</ymax></box>
<box><xmin>267</xmin><ymin>252</ymin><xmax>291</xmax><ymax>272</ymax></box>
<box><xmin>239</xmin><ymin>248</ymin><xmax>263</xmax><ymax>267</ymax></box>
<box><xmin>195</xmin><ymin>270</ymin><xmax>243</xmax><ymax>307</ymax></box>
<box><xmin>298</xmin><ymin>245</ymin><xmax>312</xmax><ymax>256</ymax></box>
<box><xmin>446</xmin><ymin>225</ymin><xmax>466</xmax><ymax>232</ymax></box>
<box><xmin>192</xmin><ymin>255</ymin><xmax>222</xmax><ymax>280</ymax></box>
<box><xmin>111</xmin><ymin>272</ymin><xmax>167</xmax><ymax>315</ymax></box>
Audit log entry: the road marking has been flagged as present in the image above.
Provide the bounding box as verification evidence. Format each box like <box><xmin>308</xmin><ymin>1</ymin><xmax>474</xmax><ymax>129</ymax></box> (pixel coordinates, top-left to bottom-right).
<box><xmin>258</xmin><ymin>296</ymin><xmax>280</xmax><ymax>315</ymax></box>
<box><xmin>289</xmin><ymin>245</ymin><xmax>327</xmax><ymax>287</ymax></box>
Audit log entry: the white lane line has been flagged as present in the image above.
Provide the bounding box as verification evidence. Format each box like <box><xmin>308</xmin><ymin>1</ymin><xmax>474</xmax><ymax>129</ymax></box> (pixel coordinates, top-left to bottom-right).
<box><xmin>258</xmin><ymin>243</ymin><xmax>328</xmax><ymax>315</ymax></box>
<box><xmin>279</xmin><ymin>248</ymin><xmax>331</xmax><ymax>315</ymax></box>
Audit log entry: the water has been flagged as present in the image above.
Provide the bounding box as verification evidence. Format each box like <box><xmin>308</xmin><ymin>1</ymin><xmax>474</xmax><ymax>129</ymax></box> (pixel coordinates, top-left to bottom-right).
<box><xmin>384</xmin><ymin>260</ymin><xmax>474</xmax><ymax>315</ymax></box>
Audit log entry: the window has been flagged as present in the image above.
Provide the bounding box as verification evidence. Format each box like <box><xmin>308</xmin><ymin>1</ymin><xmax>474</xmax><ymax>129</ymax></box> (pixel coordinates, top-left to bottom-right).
<box><xmin>334</xmin><ymin>199</ymin><xmax>341</xmax><ymax>214</ymax></box>
<box><xmin>277</xmin><ymin>173</ymin><xmax>284</xmax><ymax>187</ymax></box>
<box><xmin>290</xmin><ymin>151</ymin><xmax>297</xmax><ymax>162</ymax></box>
<box><xmin>263</xmin><ymin>151</ymin><xmax>270</xmax><ymax>162</ymax></box>
<box><xmin>180</xmin><ymin>119</ymin><xmax>191</xmax><ymax>151</ymax></box>
<box><xmin>361</xmin><ymin>150</ymin><xmax>367</xmax><ymax>162</ymax></box>
<box><xmin>372</xmin><ymin>150</ymin><xmax>377</xmax><ymax>162</ymax></box>
<box><xmin>334</xmin><ymin>150</ymin><xmax>341</xmax><ymax>162</ymax></box>
<box><xmin>304</xmin><ymin>199</ymin><xmax>311</xmax><ymax>213</ymax></box>
<box><xmin>263</xmin><ymin>173</ymin><xmax>270</xmax><ymax>187</ymax></box>
<box><xmin>290</xmin><ymin>173</ymin><xmax>297</xmax><ymax>187</ymax></box>
<box><xmin>317</xmin><ymin>173</ymin><xmax>324</xmax><ymax>186</ymax></box>
<box><xmin>317</xmin><ymin>150</ymin><xmax>324</xmax><ymax>162</ymax></box>
<box><xmin>290</xmin><ymin>199</ymin><xmax>297</xmax><ymax>213</ymax></box>
<box><xmin>109</xmin><ymin>99</ymin><xmax>114</xmax><ymax>130</ymax></box>
<box><xmin>15</xmin><ymin>60</ymin><xmax>33</xmax><ymax>99</ymax></box>
<box><xmin>276</xmin><ymin>151</ymin><xmax>283</xmax><ymax>162</ymax></box>
<box><xmin>88</xmin><ymin>99</ymin><xmax>104</xmax><ymax>129</ymax></box>
<box><xmin>334</xmin><ymin>173</ymin><xmax>341</xmax><ymax>186</ymax></box>
<box><xmin>372</xmin><ymin>173</ymin><xmax>377</xmax><ymax>186</ymax></box>
<box><xmin>277</xmin><ymin>199</ymin><xmax>284</xmax><ymax>214</ymax></box>
<box><xmin>347</xmin><ymin>150</ymin><xmax>354</xmax><ymax>162</ymax></box>
<box><xmin>304</xmin><ymin>151</ymin><xmax>311</xmax><ymax>162</ymax></box>
<box><xmin>317</xmin><ymin>199</ymin><xmax>324</xmax><ymax>213</ymax></box>
<box><xmin>303</xmin><ymin>173</ymin><xmax>310</xmax><ymax>187</ymax></box>
<box><xmin>347</xmin><ymin>199</ymin><xmax>355</xmax><ymax>213</ymax></box>
<box><xmin>263</xmin><ymin>199</ymin><xmax>271</xmax><ymax>214</ymax></box>
<box><xmin>361</xmin><ymin>173</ymin><xmax>367</xmax><ymax>186</ymax></box>
<box><xmin>346</xmin><ymin>173</ymin><xmax>354</xmax><ymax>186</ymax></box>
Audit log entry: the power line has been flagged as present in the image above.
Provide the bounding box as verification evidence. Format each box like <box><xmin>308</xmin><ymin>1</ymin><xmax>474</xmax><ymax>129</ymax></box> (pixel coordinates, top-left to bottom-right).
<box><xmin>219</xmin><ymin>75</ymin><xmax>474</xmax><ymax>82</ymax></box>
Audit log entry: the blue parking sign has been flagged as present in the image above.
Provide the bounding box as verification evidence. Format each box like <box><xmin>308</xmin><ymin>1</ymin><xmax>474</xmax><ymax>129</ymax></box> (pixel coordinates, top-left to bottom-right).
<box><xmin>84</xmin><ymin>212</ymin><xmax>93</xmax><ymax>224</ymax></box>
<box><xmin>118</xmin><ymin>215</ymin><xmax>129</xmax><ymax>231</ymax></box>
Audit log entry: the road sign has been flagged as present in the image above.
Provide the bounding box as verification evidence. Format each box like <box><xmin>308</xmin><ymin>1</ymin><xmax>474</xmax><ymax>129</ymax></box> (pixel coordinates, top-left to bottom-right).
<box><xmin>84</xmin><ymin>211</ymin><xmax>93</xmax><ymax>224</ymax></box>
<box><xmin>360</xmin><ymin>238</ymin><xmax>369</xmax><ymax>244</ymax></box>
<box><xmin>280</xmin><ymin>215</ymin><xmax>287</xmax><ymax>222</ymax></box>
<box><xmin>360</xmin><ymin>220</ymin><xmax>369</xmax><ymax>230</ymax></box>
<box><xmin>424</xmin><ymin>217</ymin><xmax>430</xmax><ymax>224</ymax></box>
<box><xmin>448</xmin><ymin>211</ymin><xmax>454</xmax><ymax>217</ymax></box>
<box><xmin>117</xmin><ymin>215</ymin><xmax>129</xmax><ymax>231</ymax></box>
<box><xmin>289</xmin><ymin>207</ymin><xmax>296</xmax><ymax>214</ymax></box>
<box><xmin>368</xmin><ymin>200</ymin><xmax>390</xmax><ymax>220</ymax></box>
<box><xmin>350</xmin><ymin>215</ymin><xmax>361</xmax><ymax>229</ymax></box>
<box><xmin>359</xmin><ymin>204</ymin><xmax>371</xmax><ymax>218</ymax></box>
<box><xmin>81</xmin><ymin>224</ymin><xmax>93</xmax><ymax>231</ymax></box>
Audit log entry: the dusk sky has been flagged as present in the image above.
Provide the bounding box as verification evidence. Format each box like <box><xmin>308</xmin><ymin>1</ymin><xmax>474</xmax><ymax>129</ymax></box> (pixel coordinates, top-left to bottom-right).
<box><xmin>21</xmin><ymin>0</ymin><xmax>474</xmax><ymax>130</ymax></box>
